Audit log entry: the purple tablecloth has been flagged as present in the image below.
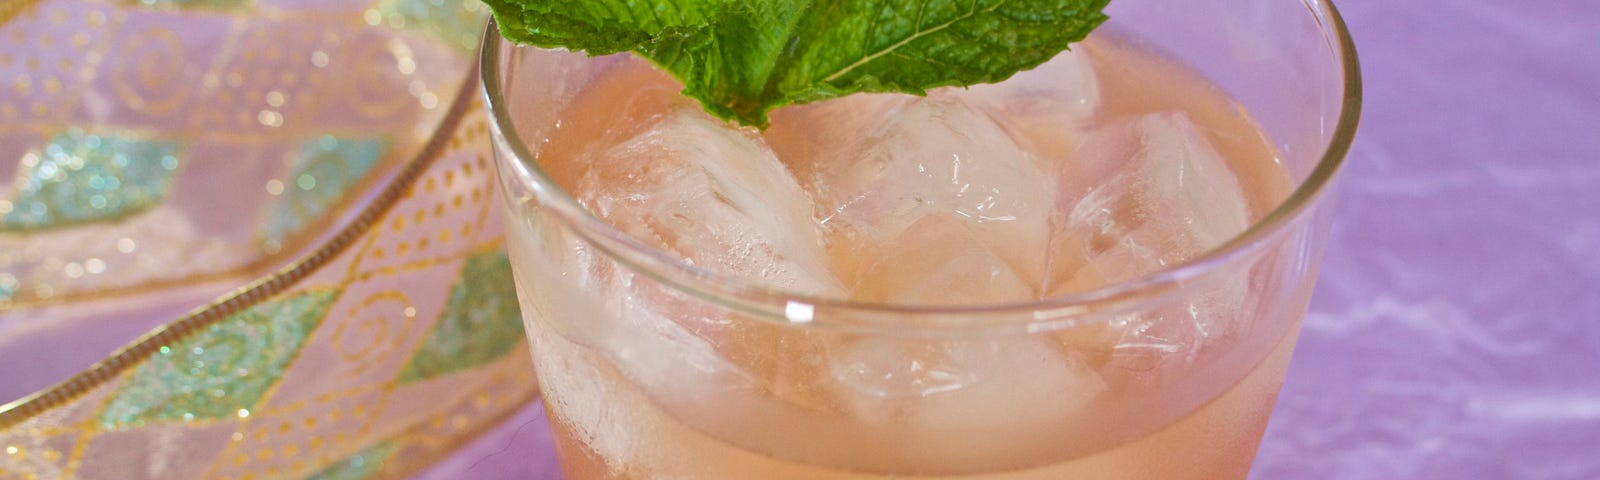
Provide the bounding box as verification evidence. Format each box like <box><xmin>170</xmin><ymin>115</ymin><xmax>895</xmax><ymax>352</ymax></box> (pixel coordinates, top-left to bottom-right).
<box><xmin>415</xmin><ymin>1</ymin><xmax>1600</xmax><ymax>478</ymax></box>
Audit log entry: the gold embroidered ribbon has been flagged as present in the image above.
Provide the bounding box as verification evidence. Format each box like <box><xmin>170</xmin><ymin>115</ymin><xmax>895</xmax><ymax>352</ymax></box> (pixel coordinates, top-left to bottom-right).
<box><xmin>1</xmin><ymin>2</ymin><xmax>535</xmax><ymax>478</ymax></box>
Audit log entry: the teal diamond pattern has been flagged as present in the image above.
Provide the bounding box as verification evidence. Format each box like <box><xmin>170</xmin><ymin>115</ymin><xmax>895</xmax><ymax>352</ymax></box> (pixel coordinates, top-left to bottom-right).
<box><xmin>1</xmin><ymin>129</ymin><xmax>182</xmax><ymax>232</ymax></box>
<box><xmin>260</xmin><ymin>136</ymin><xmax>388</xmax><ymax>252</ymax></box>
<box><xmin>97</xmin><ymin>289</ymin><xmax>340</xmax><ymax>429</ymax></box>
<box><xmin>378</xmin><ymin>0</ymin><xmax>489</xmax><ymax>50</ymax></box>
<box><xmin>395</xmin><ymin>250</ymin><xmax>523</xmax><ymax>384</ymax></box>
<box><xmin>306</xmin><ymin>442</ymin><xmax>395</xmax><ymax>480</ymax></box>
<box><xmin>0</xmin><ymin>273</ymin><xmax>16</xmax><ymax>302</ymax></box>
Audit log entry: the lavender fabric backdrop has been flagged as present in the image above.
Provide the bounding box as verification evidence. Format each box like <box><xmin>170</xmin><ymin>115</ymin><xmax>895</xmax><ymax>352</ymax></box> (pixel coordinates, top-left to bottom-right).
<box><xmin>415</xmin><ymin>0</ymin><xmax>1600</xmax><ymax>478</ymax></box>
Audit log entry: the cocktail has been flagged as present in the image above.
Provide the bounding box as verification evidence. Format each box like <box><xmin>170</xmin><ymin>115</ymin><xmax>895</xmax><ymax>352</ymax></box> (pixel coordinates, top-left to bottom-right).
<box><xmin>482</xmin><ymin>0</ymin><xmax>1359</xmax><ymax>478</ymax></box>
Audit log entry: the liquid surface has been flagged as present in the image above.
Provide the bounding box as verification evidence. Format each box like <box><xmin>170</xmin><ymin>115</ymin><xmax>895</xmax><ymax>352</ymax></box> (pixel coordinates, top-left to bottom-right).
<box><xmin>511</xmin><ymin>34</ymin><xmax>1300</xmax><ymax>480</ymax></box>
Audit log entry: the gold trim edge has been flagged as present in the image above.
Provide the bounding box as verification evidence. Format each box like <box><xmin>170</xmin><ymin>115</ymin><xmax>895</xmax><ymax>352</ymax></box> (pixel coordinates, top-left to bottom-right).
<box><xmin>0</xmin><ymin>65</ymin><xmax>484</xmax><ymax>430</ymax></box>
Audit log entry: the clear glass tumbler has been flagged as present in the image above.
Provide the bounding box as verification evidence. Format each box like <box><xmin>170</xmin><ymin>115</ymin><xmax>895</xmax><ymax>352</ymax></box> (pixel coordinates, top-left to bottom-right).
<box><xmin>482</xmin><ymin>0</ymin><xmax>1360</xmax><ymax>478</ymax></box>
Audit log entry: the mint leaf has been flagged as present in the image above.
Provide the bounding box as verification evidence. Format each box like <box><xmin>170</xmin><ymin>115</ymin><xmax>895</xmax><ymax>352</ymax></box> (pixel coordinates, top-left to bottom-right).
<box><xmin>485</xmin><ymin>0</ymin><xmax>1110</xmax><ymax>127</ymax></box>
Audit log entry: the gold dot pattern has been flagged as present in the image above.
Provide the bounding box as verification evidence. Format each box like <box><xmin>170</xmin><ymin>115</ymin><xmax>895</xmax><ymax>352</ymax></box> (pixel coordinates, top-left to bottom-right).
<box><xmin>203</xmin><ymin>386</ymin><xmax>388</xmax><ymax>479</ymax></box>
<box><xmin>399</xmin><ymin>362</ymin><xmax>536</xmax><ymax>451</ymax></box>
<box><xmin>345</xmin><ymin>111</ymin><xmax>494</xmax><ymax>283</ymax></box>
<box><xmin>1</xmin><ymin>5</ymin><xmax>528</xmax><ymax>480</ymax></box>
<box><xmin>0</xmin><ymin>1</ymin><xmax>117</xmax><ymax>127</ymax></box>
<box><xmin>0</xmin><ymin>430</ymin><xmax>75</xmax><ymax>480</ymax></box>
<box><xmin>185</xmin><ymin>18</ymin><xmax>338</xmax><ymax>134</ymax></box>
<box><xmin>1</xmin><ymin>0</ymin><xmax>478</xmax><ymax>307</ymax></box>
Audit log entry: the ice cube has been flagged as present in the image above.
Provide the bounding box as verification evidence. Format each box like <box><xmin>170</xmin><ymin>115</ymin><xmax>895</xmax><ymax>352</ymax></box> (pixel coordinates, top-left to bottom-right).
<box><xmin>578</xmin><ymin>106</ymin><xmax>843</xmax><ymax>296</ymax></box>
<box><xmin>765</xmin><ymin>93</ymin><xmax>914</xmax><ymax>188</ymax></box>
<box><xmin>958</xmin><ymin>48</ymin><xmax>1102</xmax><ymax>171</ymax></box>
<box><xmin>847</xmin><ymin>216</ymin><xmax>1033</xmax><ymax>305</ymax></box>
<box><xmin>825</xmin><ymin>336</ymin><xmax>1109</xmax><ymax>471</ymax></box>
<box><xmin>793</xmin><ymin>96</ymin><xmax>1057</xmax><ymax>304</ymax></box>
<box><xmin>962</xmin><ymin>48</ymin><xmax>1101</xmax><ymax>120</ymax></box>
<box><xmin>568</xmin><ymin>105</ymin><xmax>863</xmax><ymax>432</ymax></box>
<box><xmin>1049</xmin><ymin>111</ymin><xmax>1252</xmax><ymax>290</ymax></box>
<box><xmin>1046</xmin><ymin>111</ymin><xmax>1255</xmax><ymax>375</ymax></box>
<box><xmin>815</xmin><ymin>97</ymin><xmax>1053</xmax><ymax>239</ymax></box>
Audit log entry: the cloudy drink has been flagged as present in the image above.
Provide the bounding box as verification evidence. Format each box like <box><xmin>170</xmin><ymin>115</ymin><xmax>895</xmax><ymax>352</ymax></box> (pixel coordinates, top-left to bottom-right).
<box><xmin>499</xmin><ymin>29</ymin><xmax>1308</xmax><ymax>480</ymax></box>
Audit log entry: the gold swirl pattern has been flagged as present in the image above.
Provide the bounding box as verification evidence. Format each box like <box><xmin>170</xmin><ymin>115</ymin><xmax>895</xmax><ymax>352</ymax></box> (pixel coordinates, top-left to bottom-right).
<box><xmin>109</xmin><ymin>25</ymin><xmax>188</xmax><ymax>115</ymax></box>
<box><xmin>0</xmin><ymin>0</ymin><xmax>473</xmax><ymax>307</ymax></box>
<box><xmin>0</xmin><ymin>84</ymin><xmax>537</xmax><ymax>480</ymax></box>
<box><xmin>1</xmin><ymin>1</ymin><xmax>533</xmax><ymax>479</ymax></box>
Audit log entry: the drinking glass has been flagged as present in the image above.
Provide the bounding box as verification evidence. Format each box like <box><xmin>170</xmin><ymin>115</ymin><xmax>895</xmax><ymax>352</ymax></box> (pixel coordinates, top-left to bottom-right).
<box><xmin>482</xmin><ymin>0</ymin><xmax>1360</xmax><ymax>477</ymax></box>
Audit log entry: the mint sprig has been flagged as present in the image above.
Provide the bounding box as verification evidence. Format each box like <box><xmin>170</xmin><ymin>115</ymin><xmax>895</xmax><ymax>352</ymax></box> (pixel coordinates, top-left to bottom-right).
<box><xmin>484</xmin><ymin>0</ymin><xmax>1111</xmax><ymax>127</ymax></box>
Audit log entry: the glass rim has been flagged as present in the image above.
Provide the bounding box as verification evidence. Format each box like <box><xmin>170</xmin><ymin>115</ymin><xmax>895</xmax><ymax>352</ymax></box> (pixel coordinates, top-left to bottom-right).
<box><xmin>478</xmin><ymin>0</ymin><xmax>1362</xmax><ymax>333</ymax></box>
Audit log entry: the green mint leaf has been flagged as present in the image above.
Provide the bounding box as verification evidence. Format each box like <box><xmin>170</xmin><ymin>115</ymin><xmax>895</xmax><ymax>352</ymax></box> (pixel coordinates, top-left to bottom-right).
<box><xmin>485</xmin><ymin>0</ymin><xmax>1111</xmax><ymax>127</ymax></box>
